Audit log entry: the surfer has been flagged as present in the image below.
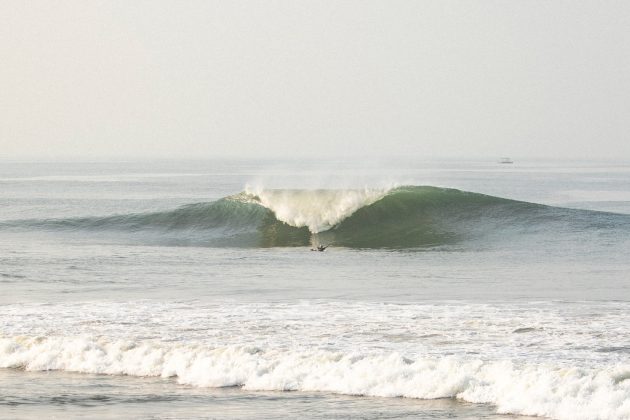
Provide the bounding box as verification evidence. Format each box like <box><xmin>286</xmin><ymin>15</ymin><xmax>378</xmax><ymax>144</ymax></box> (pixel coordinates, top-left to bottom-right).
<box><xmin>311</xmin><ymin>244</ymin><xmax>329</xmax><ymax>252</ymax></box>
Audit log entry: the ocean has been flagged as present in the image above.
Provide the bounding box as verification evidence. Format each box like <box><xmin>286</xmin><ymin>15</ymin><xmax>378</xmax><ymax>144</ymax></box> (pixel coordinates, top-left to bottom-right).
<box><xmin>1</xmin><ymin>158</ymin><xmax>630</xmax><ymax>419</ymax></box>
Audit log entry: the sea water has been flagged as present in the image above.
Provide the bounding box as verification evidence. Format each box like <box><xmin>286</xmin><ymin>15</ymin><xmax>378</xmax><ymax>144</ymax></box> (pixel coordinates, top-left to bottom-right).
<box><xmin>1</xmin><ymin>159</ymin><xmax>630</xmax><ymax>419</ymax></box>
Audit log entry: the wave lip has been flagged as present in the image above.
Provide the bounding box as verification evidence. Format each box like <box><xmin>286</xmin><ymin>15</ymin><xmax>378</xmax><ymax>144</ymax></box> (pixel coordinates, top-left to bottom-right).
<box><xmin>239</xmin><ymin>186</ymin><xmax>391</xmax><ymax>233</ymax></box>
<box><xmin>2</xmin><ymin>335</ymin><xmax>630</xmax><ymax>420</ymax></box>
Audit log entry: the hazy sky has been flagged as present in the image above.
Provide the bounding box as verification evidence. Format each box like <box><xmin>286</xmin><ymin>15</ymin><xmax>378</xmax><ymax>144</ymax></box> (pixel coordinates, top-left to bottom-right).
<box><xmin>1</xmin><ymin>1</ymin><xmax>629</xmax><ymax>160</ymax></box>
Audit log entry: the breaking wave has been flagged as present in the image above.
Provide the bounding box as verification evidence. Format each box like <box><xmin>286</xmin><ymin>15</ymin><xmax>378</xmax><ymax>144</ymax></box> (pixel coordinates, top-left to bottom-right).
<box><xmin>3</xmin><ymin>186</ymin><xmax>629</xmax><ymax>248</ymax></box>
<box><xmin>2</xmin><ymin>335</ymin><xmax>629</xmax><ymax>420</ymax></box>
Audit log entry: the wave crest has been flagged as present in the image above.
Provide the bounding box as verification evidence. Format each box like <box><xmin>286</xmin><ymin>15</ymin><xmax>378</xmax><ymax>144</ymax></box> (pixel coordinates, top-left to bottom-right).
<box><xmin>2</xmin><ymin>335</ymin><xmax>629</xmax><ymax>420</ymax></box>
<box><xmin>238</xmin><ymin>186</ymin><xmax>391</xmax><ymax>233</ymax></box>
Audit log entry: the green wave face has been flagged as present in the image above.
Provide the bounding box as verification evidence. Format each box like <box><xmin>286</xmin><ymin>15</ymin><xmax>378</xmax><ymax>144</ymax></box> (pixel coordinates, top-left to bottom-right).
<box><xmin>316</xmin><ymin>186</ymin><xmax>547</xmax><ymax>248</ymax></box>
<box><xmin>5</xmin><ymin>186</ymin><xmax>629</xmax><ymax>249</ymax></box>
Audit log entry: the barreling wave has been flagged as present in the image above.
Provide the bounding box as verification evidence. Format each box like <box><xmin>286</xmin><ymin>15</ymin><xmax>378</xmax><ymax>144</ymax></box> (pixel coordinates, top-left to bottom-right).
<box><xmin>3</xmin><ymin>186</ymin><xmax>630</xmax><ymax>248</ymax></box>
<box><xmin>2</xmin><ymin>335</ymin><xmax>630</xmax><ymax>420</ymax></box>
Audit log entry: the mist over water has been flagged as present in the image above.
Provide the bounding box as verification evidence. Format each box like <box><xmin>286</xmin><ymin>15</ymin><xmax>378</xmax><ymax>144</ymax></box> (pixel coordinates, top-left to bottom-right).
<box><xmin>1</xmin><ymin>159</ymin><xmax>630</xmax><ymax>419</ymax></box>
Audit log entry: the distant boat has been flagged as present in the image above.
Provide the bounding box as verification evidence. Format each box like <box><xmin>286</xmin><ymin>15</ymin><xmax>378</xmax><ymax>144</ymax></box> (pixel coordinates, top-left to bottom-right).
<box><xmin>498</xmin><ymin>157</ymin><xmax>513</xmax><ymax>164</ymax></box>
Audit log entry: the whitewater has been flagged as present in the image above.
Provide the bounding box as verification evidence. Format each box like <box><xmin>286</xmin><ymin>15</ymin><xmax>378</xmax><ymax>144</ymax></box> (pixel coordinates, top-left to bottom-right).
<box><xmin>2</xmin><ymin>159</ymin><xmax>630</xmax><ymax>419</ymax></box>
<box><xmin>3</xmin><ymin>301</ymin><xmax>630</xmax><ymax>419</ymax></box>
<box><xmin>240</xmin><ymin>185</ymin><xmax>391</xmax><ymax>233</ymax></box>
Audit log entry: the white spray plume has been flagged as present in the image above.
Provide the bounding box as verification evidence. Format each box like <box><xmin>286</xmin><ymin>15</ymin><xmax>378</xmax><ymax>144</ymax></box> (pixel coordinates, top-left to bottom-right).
<box><xmin>242</xmin><ymin>186</ymin><xmax>394</xmax><ymax>233</ymax></box>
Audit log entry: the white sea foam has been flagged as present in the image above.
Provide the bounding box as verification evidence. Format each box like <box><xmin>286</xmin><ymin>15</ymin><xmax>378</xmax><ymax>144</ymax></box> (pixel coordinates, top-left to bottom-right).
<box><xmin>2</xmin><ymin>300</ymin><xmax>630</xmax><ymax>419</ymax></box>
<box><xmin>2</xmin><ymin>335</ymin><xmax>630</xmax><ymax>420</ymax></box>
<box><xmin>241</xmin><ymin>187</ymin><xmax>392</xmax><ymax>233</ymax></box>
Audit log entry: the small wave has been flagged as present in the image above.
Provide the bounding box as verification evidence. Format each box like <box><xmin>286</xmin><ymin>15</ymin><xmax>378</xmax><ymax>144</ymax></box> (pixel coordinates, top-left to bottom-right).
<box><xmin>1</xmin><ymin>335</ymin><xmax>629</xmax><ymax>420</ymax></box>
<box><xmin>513</xmin><ymin>327</ymin><xmax>539</xmax><ymax>334</ymax></box>
<box><xmin>597</xmin><ymin>346</ymin><xmax>630</xmax><ymax>354</ymax></box>
<box><xmin>2</xmin><ymin>186</ymin><xmax>629</xmax><ymax>249</ymax></box>
<box><xmin>0</xmin><ymin>273</ymin><xmax>26</xmax><ymax>279</ymax></box>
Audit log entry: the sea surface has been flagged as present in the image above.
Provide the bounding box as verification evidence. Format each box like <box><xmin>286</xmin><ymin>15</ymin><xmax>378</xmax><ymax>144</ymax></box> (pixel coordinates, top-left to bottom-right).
<box><xmin>1</xmin><ymin>158</ymin><xmax>630</xmax><ymax>419</ymax></box>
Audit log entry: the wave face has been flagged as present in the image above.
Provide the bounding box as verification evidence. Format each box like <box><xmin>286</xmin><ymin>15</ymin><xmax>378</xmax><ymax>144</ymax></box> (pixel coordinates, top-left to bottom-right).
<box><xmin>4</xmin><ymin>186</ymin><xmax>630</xmax><ymax>248</ymax></box>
